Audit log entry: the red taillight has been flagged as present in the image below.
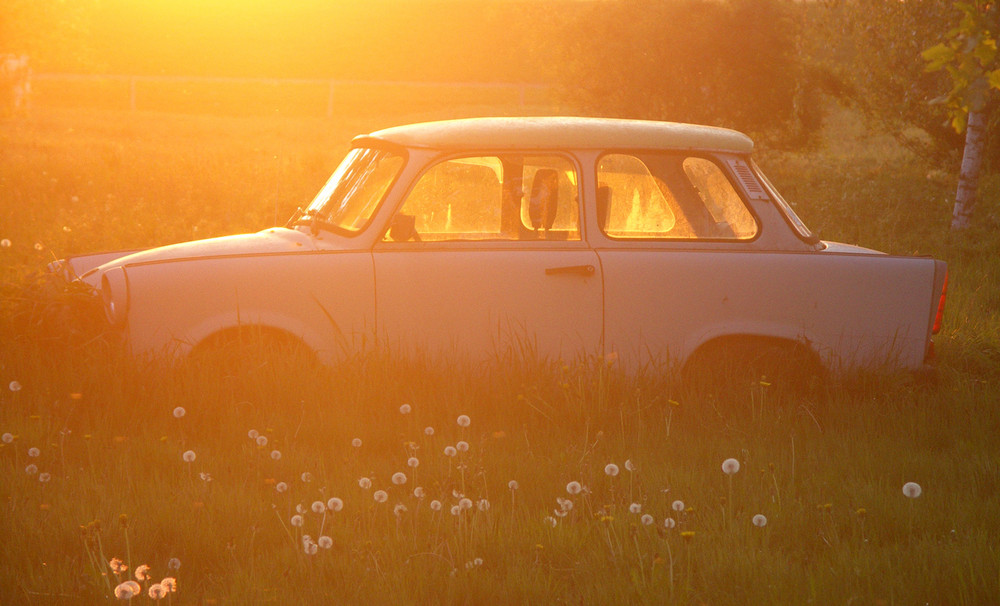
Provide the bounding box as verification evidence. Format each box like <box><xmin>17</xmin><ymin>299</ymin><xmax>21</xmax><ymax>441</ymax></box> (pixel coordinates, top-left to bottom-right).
<box><xmin>932</xmin><ymin>271</ymin><xmax>948</xmax><ymax>335</ymax></box>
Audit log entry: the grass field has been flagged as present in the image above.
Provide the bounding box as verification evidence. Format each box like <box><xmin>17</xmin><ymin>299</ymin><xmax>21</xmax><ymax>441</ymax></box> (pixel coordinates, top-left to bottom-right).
<box><xmin>1</xmin><ymin>105</ymin><xmax>999</xmax><ymax>604</ymax></box>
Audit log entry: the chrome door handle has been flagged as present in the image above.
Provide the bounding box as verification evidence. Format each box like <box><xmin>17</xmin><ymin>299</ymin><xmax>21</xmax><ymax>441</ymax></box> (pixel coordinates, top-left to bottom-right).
<box><xmin>545</xmin><ymin>265</ymin><xmax>595</xmax><ymax>276</ymax></box>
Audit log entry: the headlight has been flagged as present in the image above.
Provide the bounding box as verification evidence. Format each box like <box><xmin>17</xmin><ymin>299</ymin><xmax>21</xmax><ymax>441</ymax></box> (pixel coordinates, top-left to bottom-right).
<box><xmin>101</xmin><ymin>267</ymin><xmax>129</xmax><ymax>327</ymax></box>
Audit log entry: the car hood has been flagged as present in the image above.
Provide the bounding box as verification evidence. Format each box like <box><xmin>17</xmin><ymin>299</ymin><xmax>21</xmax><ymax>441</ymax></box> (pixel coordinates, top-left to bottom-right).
<box><xmin>76</xmin><ymin>228</ymin><xmax>317</xmax><ymax>282</ymax></box>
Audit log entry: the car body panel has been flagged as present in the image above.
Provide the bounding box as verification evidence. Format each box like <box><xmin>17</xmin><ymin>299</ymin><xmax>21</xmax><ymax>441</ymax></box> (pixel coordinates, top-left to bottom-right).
<box><xmin>58</xmin><ymin>117</ymin><xmax>946</xmax><ymax>377</ymax></box>
<box><xmin>600</xmin><ymin>248</ymin><xmax>940</xmax><ymax>371</ymax></box>
<box><xmin>373</xmin><ymin>246</ymin><xmax>602</xmax><ymax>361</ymax></box>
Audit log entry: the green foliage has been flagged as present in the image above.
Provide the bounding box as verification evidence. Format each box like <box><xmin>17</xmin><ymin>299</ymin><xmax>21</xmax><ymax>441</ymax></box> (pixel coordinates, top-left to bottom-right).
<box><xmin>922</xmin><ymin>1</ymin><xmax>1000</xmax><ymax>133</ymax></box>
<box><xmin>551</xmin><ymin>0</ymin><xmax>828</xmax><ymax>146</ymax></box>
<box><xmin>808</xmin><ymin>0</ymin><xmax>968</xmax><ymax>159</ymax></box>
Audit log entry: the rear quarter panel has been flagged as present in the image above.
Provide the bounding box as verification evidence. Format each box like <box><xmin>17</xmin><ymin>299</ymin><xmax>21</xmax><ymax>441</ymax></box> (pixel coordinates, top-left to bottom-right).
<box><xmin>599</xmin><ymin>248</ymin><xmax>940</xmax><ymax>373</ymax></box>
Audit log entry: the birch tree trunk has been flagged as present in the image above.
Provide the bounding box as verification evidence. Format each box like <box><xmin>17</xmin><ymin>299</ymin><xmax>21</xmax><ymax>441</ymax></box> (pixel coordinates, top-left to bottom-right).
<box><xmin>951</xmin><ymin>110</ymin><xmax>987</xmax><ymax>230</ymax></box>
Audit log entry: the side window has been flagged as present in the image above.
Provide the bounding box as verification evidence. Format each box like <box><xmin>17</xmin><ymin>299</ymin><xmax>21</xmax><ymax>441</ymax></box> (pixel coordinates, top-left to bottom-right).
<box><xmin>597</xmin><ymin>153</ymin><xmax>757</xmax><ymax>240</ymax></box>
<box><xmin>383</xmin><ymin>155</ymin><xmax>580</xmax><ymax>242</ymax></box>
<box><xmin>682</xmin><ymin>158</ymin><xmax>757</xmax><ymax>239</ymax></box>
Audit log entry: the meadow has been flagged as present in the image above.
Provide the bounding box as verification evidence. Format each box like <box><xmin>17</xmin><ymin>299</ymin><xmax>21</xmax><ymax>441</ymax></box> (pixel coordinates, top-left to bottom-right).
<box><xmin>1</xmin><ymin>103</ymin><xmax>999</xmax><ymax>605</ymax></box>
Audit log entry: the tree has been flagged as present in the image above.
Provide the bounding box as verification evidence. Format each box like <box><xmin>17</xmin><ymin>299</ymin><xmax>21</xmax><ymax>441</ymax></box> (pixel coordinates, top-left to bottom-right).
<box><xmin>923</xmin><ymin>1</ymin><xmax>1000</xmax><ymax>230</ymax></box>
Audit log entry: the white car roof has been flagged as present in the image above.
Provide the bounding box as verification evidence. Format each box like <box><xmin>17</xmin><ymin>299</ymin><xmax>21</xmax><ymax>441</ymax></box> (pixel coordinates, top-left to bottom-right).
<box><xmin>362</xmin><ymin>116</ymin><xmax>754</xmax><ymax>154</ymax></box>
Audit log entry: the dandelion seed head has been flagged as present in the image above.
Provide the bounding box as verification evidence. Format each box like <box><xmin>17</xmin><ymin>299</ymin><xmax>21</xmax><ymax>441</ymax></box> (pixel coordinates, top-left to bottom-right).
<box><xmin>311</xmin><ymin>501</ymin><xmax>325</xmax><ymax>514</ymax></box>
<box><xmin>290</xmin><ymin>514</ymin><xmax>304</xmax><ymax>527</ymax></box>
<box><xmin>9</xmin><ymin>381</ymin><xmax>22</xmax><ymax>392</ymax></box>
<box><xmin>641</xmin><ymin>514</ymin><xmax>654</xmax><ymax>525</ymax></box>
<box><xmin>270</xmin><ymin>449</ymin><xmax>281</xmax><ymax>461</ymax></box>
<box><xmin>318</xmin><ymin>535</ymin><xmax>333</xmax><ymax>549</ymax></box>
<box><xmin>477</xmin><ymin>499</ymin><xmax>490</xmax><ymax>512</ymax></box>
<box><xmin>399</xmin><ymin>403</ymin><xmax>411</xmax><ymax>414</ymax></box>
<box><xmin>109</xmin><ymin>557</ymin><xmax>127</xmax><ymax>573</ymax></box>
<box><xmin>544</xmin><ymin>516</ymin><xmax>557</xmax><ymax>527</ymax></box>
<box><xmin>456</xmin><ymin>440</ymin><xmax>469</xmax><ymax>452</ymax></box>
<box><xmin>304</xmin><ymin>540</ymin><xmax>318</xmax><ymax>555</ymax></box>
<box><xmin>604</xmin><ymin>463</ymin><xmax>620</xmax><ymax>477</ymax></box>
<box><xmin>374</xmin><ymin>490</ymin><xmax>388</xmax><ymax>503</ymax></box>
<box><xmin>450</xmin><ymin>505</ymin><xmax>461</xmax><ymax>515</ymax></box>
<box><xmin>160</xmin><ymin>577</ymin><xmax>177</xmax><ymax>592</ymax></box>
<box><xmin>474</xmin><ymin>557</ymin><xmax>484</xmax><ymax>566</ymax></box>
<box><xmin>629</xmin><ymin>502</ymin><xmax>642</xmax><ymax>514</ymax></box>
<box><xmin>566</xmin><ymin>481</ymin><xmax>582</xmax><ymax>495</ymax></box>
<box><xmin>351</xmin><ymin>438</ymin><xmax>362</xmax><ymax>448</ymax></box>
<box><xmin>276</xmin><ymin>481</ymin><xmax>288</xmax><ymax>493</ymax></box>
<box><xmin>167</xmin><ymin>558</ymin><xmax>181</xmax><ymax>571</ymax></box>
<box><xmin>413</xmin><ymin>486</ymin><xmax>425</xmax><ymax>498</ymax></box>
<box><xmin>0</xmin><ymin>238</ymin><xmax>10</xmax><ymax>249</ymax></box>
<box><xmin>182</xmin><ymin>450</ymin><xmax>196</xmax><ymax>463</ymax></box>
<box><xmin>625</xmin><ymin>459</ymin><xmax>636</xmax><ymax>472</ymax></box>
<box><xmin>424</xmin><ymin>426</ymin><xmax>434</xmax><ymax>436</ymax></box>
<box><xmin>296</xmin><ymin>503</ymin><xmax>306</xmax><ymax>514</ymax></box>
<box><xmin>255</xmin><ymin>435</ymin><xmax>268</xmax><ymax>447</ymax></box>
<box><xmin>753</xmin><ymin>514</ymin><xmax>768</xmax><ymax>527</ymax></box>
<box><xmin>327</xmin><ymin>497</ymin><xmax>343</xmax><ymax>512</ymax></box>
<box><xmin>430</xmin><ymin>499</ymin><xmax>442</xmax><ymax>511</ymax></box>
<box><xmin>300</xmin><ymin>472</ymin><xmax>313</xmax><ymax>483</ymax></box>
<box><xmin>392</xmin><ymin>472</ymin><xmax>407</xmax><ymax>485</ymax></box>
<box><xmin>664</xmin><ymin>517</ymin><xmax>676</xmax><ymax>529</ymax></box>
<box><xmin>1</xmin><ymin>433</ymin><xmax>12</xmax><ymax>444</ymax></box>
<box><xmin>722</xmin><ymin>458</ymin><xmax>741</xmax><ymax>475</ymax></box>
<box><xmin>134</xmin><ymin>564</ymin><xmax>151</xmax><ymax>581</ymax></box>
<box><xmin>25</xmin><ymin>463</ymin><xmax>37</xmax><ymax>475</ymax></box>
<box><xmin>248</xmin><ymin>429</ymin><xmax>259</xmax><ymax>439</ymax></box>
<box><xmin>903</xmin><ymin>482</ymin><xmax>922</xmax><ymax>499</ymax></box>
<box><xmin>148</xmin><ymin>584</ymin><xmax>167</xmax><ymax>600</ymax></box>
<box><xmin>459</xmin><ymin>497</ymin><xmax>473</xmax><ymax>510</ymax></box>
<box><xmin>444</xmin><ymin>446</ymin><xmax>457</xmax><ymax>457</ymax></box>
<box><xmin>393</xmin><ymin>503</ymin><xmax>408</xmax><ymax>517</ymax></box>
<box><xmin>358</xmin><ymin>477</ymin><xmax>372</xmax><ymax>489</ymax></box>
<box><xmin>407</xmin><ymin>457</ymin><xmax>419</xmax><ymax>468</ymax></box>
<box><xmin>557</xmin><ymin>497</ymin><xmax>573</xmax><ymax>512</ymax></box>
<box><xmin>172</xmin><ymin>407</ymin><xmax>186</xmax><ymax>418</ymax></box>
<box><xmin>672</xmin><ymin>500</ymin><xmax>685</xmax><ymax>512</ymax></box>
<box><xmin>114</xmin><ymin>582</ymin><xmax>137</xmax><ymax>600</ymax></box>
<box><xmin>28</xmin><ymin>447</ymin><xmax>40</xmax><ymax>457</ymax></box>
<box><xmin>38</xmin><ymin>472</ymin><xmax>51</xmax><ymax>483</ymax></box>
<box><xmin>457</xmin><ymin>415</ymin><xmax>471</xmax><ymax>427</ymax></box>
<box><xmin>508</xmin><ymin>480</ymin><xmax>519</xmax><ymax>491</ymax></box>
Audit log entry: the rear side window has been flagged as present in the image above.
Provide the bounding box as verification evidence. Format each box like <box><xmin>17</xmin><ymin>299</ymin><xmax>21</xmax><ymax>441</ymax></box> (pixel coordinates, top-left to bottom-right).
<box><xmin>596</xmin><ymin>153</ymin><xmax>757</xmax><ymax>240</ymax></box>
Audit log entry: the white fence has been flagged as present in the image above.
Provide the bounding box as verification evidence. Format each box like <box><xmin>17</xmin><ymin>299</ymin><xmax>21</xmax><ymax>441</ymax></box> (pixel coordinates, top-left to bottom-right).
<box><xmin>32</xmin><ymin>73</ymin><xmax>555</xmax><ymax>116</ymax></box>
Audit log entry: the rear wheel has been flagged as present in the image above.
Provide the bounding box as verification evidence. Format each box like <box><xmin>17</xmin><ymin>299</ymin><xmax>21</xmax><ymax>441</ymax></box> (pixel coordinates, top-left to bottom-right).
<box><xmin>682</xmin><ymin>337</ymin><xmax>825</xmax><ymax>399</ymax></box>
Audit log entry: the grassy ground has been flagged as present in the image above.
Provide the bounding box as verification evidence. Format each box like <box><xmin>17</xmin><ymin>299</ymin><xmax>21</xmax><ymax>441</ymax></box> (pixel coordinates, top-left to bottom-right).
<box><xmin>1</xmin><ymin>106</ymin><xmax>999</xmax><ymax>605</ymax></box>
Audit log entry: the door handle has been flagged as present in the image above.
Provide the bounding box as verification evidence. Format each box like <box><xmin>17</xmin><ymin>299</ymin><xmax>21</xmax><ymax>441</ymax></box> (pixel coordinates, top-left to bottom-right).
<box><xmin>545</xmin><ymin>264</ymin><xmax>595</xmax><ymax>276</ymax></box>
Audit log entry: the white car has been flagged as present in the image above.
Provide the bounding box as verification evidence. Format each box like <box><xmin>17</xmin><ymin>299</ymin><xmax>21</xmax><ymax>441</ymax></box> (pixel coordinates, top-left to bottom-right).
<box><xmin>57</xmin><ymin>117</ymin><xmax>948</xmax><ymax>381</ymax></box>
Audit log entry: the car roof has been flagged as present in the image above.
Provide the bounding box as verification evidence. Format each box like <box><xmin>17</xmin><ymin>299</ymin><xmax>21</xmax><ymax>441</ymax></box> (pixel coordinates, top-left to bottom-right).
<box><xmin>360</xmin><ymin>116</ymin><xmax>754</xmax><ymax>154</ymax></box>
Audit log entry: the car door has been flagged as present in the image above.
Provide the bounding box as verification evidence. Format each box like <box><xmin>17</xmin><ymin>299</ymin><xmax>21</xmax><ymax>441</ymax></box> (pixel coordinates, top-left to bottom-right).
<box><xmin>595</xmin><ymin>152</ymin><xmax>764</xmax><ymax>367</ymax></box>
<box><xmin>373</xmin><ymin>153</ymin><xmax>602</xmax><ymax>362</ymax></box>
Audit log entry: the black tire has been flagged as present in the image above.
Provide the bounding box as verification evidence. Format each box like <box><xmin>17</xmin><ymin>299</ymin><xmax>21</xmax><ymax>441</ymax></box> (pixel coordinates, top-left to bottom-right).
<box><xmin>682</xmin><ymin>337</ymin><xmax>825</xmax><ymax>399</ymax></box>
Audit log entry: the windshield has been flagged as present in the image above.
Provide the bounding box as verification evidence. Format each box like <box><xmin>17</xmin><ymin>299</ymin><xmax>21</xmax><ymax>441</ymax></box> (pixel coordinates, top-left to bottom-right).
<box><xmin>301</xmin><ymin>147</ymin><xmax>404</xmax><ymax>234</ymax></box>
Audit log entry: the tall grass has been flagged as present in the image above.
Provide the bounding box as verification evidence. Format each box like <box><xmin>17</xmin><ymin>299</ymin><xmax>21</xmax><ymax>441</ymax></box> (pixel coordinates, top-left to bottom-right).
<box><xmin>1</xmin><ymin>106</ymin><xmax>999</xmax><ymax>604</ymax></box>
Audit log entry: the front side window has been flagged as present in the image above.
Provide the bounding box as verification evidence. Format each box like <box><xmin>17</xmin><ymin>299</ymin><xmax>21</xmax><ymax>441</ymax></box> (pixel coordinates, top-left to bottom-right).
<box><xmin>383</xmin><ymin>154</ymin><xmax>580</xmax><ymax>242</ymax></box>
<box><xmin>302</xmin><ymin>147</ymin><xmax>404</xmax><ymax>234</ymax></box>
<box><xmin>596</xmin><ymin>153</ymin><xmax>757</xmax><ymax>240</ymax></box>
